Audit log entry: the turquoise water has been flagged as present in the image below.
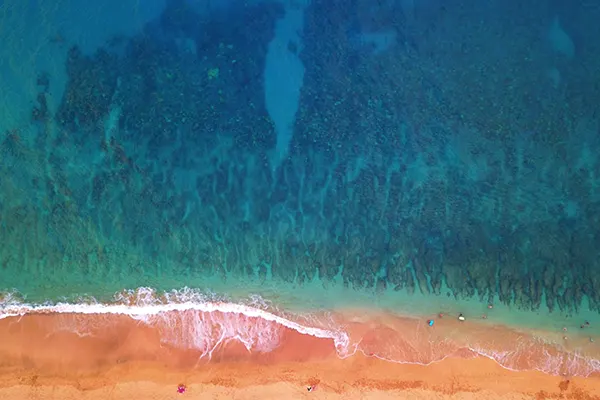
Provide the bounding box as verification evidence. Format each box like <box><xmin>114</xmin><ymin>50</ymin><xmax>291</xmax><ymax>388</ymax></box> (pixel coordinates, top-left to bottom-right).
<box><xmin>1</xmin><ymin>0</ymin><xmax>600</xmax><ymax>360</ymax></box>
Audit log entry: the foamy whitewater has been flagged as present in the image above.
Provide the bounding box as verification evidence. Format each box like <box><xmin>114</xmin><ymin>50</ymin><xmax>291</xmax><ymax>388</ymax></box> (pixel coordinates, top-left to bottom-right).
<box><xmin>1</xmin><ymin>287</ymin><xmax>599</xmax><ymax>378</ymax></box>
<box><xmin>0</xmin><ymin>287</ymin><xmax>353</xmax><ymax>359</ymax></box>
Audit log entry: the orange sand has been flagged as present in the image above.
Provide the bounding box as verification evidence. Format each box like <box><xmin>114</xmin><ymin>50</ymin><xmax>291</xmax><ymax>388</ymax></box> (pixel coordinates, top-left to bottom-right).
<box><xmin>0</xmin><ymin>312</ymin><xmax>600</xmax><ymax>399</ymax></box>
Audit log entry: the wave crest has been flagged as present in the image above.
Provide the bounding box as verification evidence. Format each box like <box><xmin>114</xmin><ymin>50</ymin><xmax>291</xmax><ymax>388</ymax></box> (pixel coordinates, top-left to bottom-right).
<box><xmin>0</xmin><ymin>288</ymin><xmax>599</xmax><ymax>377</ymax></box>
<box><xmin>0</xmin><ymin>287</ymin><xmax>352</xmax><ymax>359</ymax></box>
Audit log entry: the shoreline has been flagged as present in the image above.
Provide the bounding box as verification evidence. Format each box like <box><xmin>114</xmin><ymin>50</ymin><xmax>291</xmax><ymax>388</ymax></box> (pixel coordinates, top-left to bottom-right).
<box><xmin>0</xmin><ymin>309</ymin><xmax>600</xmax><ymax>398</ymax></box>
<box><xmin>1</xmin><ymin>301</ymin><xmax>600</xmax><ymax>374</ymax></box>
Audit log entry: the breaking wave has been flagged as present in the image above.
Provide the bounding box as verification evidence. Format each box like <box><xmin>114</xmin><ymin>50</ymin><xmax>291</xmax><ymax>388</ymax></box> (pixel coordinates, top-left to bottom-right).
<box><xmin>0</xmin><ymin>287</ymin><xmax>599</xmax><ymax>377</ymax></box>
<box><xmin>0</xmin><ymin>287</ymin><xmax>352</xmax><ymax>359</ymax></box>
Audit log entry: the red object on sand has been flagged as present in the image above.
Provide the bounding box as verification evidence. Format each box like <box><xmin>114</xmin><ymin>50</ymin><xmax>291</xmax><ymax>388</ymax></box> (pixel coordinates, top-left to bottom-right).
<box><xmin>307</xmin><ymin>378</ymin><xmax>320</xmax><ymax>392</ymax></box>
<box><xmin>177</xmin><ymin>384</ymin><xmax>186</xmax><ymax>394</ymax></box>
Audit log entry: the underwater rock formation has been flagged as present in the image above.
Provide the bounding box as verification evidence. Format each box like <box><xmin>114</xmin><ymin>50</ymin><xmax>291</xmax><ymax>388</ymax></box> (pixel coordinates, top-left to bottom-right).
<box><xmin>1</xmin><ymin>0</ymin><xmax>600</xmax><ymax>314</ymax></box>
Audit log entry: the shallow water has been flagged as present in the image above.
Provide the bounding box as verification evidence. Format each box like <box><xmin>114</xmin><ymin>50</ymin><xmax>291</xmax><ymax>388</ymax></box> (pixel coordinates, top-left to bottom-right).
<box><xmin>0</xmin><ymin>287</ymin><xmax>599</xmax><ymax>377</ymax></box>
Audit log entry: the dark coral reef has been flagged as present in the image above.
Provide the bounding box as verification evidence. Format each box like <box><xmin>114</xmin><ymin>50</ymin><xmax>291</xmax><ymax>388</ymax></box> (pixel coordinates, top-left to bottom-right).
<box><xmin>2</xmin><ymin>0</ymin><xmax>600</xmax><ymax>311</ymax></box>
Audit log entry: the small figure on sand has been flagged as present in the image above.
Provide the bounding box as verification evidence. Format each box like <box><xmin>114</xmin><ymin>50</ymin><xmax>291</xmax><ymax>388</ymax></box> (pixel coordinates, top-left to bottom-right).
<box><xmin>427</xmin><ymin>319</ymin><xmax>434</xmax><ymax>326</ymax></box>
<box><xmin>307</xmin><ymin>378</ymin><xmax>320</xmax><ymax>392</ymax></box>
<box><xmin>458</xmin><ymin>313</ymin><xmax>466</xmax><ymax>322</ymax></box>
<box><xmin>177</xmin><ymin>384</ymin><xmax>186</xmax><ymax>394</ymax></box>
<box><xmin>307</xmin><ymin>383</ymin><xmax>319</xmax><ymax>392</ymax></box>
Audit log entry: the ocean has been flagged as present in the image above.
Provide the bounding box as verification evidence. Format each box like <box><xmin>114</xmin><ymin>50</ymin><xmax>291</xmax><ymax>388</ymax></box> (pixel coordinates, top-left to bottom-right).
<box><xmin>1</xmin><ymin>0</ymin><xmax>600</xmax><ymax>379</ymax></box>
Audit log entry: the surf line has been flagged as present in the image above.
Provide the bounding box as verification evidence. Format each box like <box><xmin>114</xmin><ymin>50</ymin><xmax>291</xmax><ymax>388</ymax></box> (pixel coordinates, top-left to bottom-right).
<box><xmin>0</xmin><ymin>301</ymin><xmax>352</xmax><ymax>354</ymax></box>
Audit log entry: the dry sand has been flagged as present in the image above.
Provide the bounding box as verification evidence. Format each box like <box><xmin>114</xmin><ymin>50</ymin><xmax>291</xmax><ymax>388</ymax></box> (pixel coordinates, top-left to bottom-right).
<box><xmin>0</xmin><ymin>312</ymin><xmax>599</xmax><ymax>400</ymax></box>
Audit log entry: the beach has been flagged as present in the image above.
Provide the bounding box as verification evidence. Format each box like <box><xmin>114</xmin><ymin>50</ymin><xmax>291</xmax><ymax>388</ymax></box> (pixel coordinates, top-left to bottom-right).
<box><xmin>3</xmin><ymin>356</ymin><xmax>598</xmax><ymax>400</ymax></box>
<box><xmin>0</xmin><ymin>308</ymin><xmax>599</xmax><ymax>400</ymax></box>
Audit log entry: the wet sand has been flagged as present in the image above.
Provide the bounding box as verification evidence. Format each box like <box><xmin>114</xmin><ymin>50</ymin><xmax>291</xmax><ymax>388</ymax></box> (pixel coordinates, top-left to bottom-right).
<box><xmin>0</xmin><ymin>311</ymin><xmax>599</xmax><ymax>399</ymax></box>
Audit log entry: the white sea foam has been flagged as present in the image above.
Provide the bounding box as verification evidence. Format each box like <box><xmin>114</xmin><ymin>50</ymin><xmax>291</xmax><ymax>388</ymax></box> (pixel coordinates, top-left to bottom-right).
<box><xmin>0</xmin><ymin>287</ymin><xmax>353</xmax><ymax>359</ymax></box>
<box><xmin>1</xmin><ymin>288</ymin><xmax>599</xmax><ymax>376</ymax></box>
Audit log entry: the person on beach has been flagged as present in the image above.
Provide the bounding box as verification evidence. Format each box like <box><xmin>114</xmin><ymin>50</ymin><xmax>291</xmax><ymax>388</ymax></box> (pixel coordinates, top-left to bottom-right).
<box><xmin>307</xmin><ymin>378</ymin><xmax>320</xmax><ymax>392</ymax></box>
<box><xmin>177</xmin><ymin>384</ymin><xmax>186</xmax><ymax>394</ymax></box>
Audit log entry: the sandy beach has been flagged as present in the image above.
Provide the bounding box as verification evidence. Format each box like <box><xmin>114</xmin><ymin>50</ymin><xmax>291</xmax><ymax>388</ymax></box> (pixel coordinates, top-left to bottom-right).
<box><xmin>3</xmin><ymin>356</ymin><xmax>600</xmax><ymax>400</ymax></box>
<box><xmin>0</xmin><ymin>311</ymin><xmax>599</xmax><ymax>400</ymax></box>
